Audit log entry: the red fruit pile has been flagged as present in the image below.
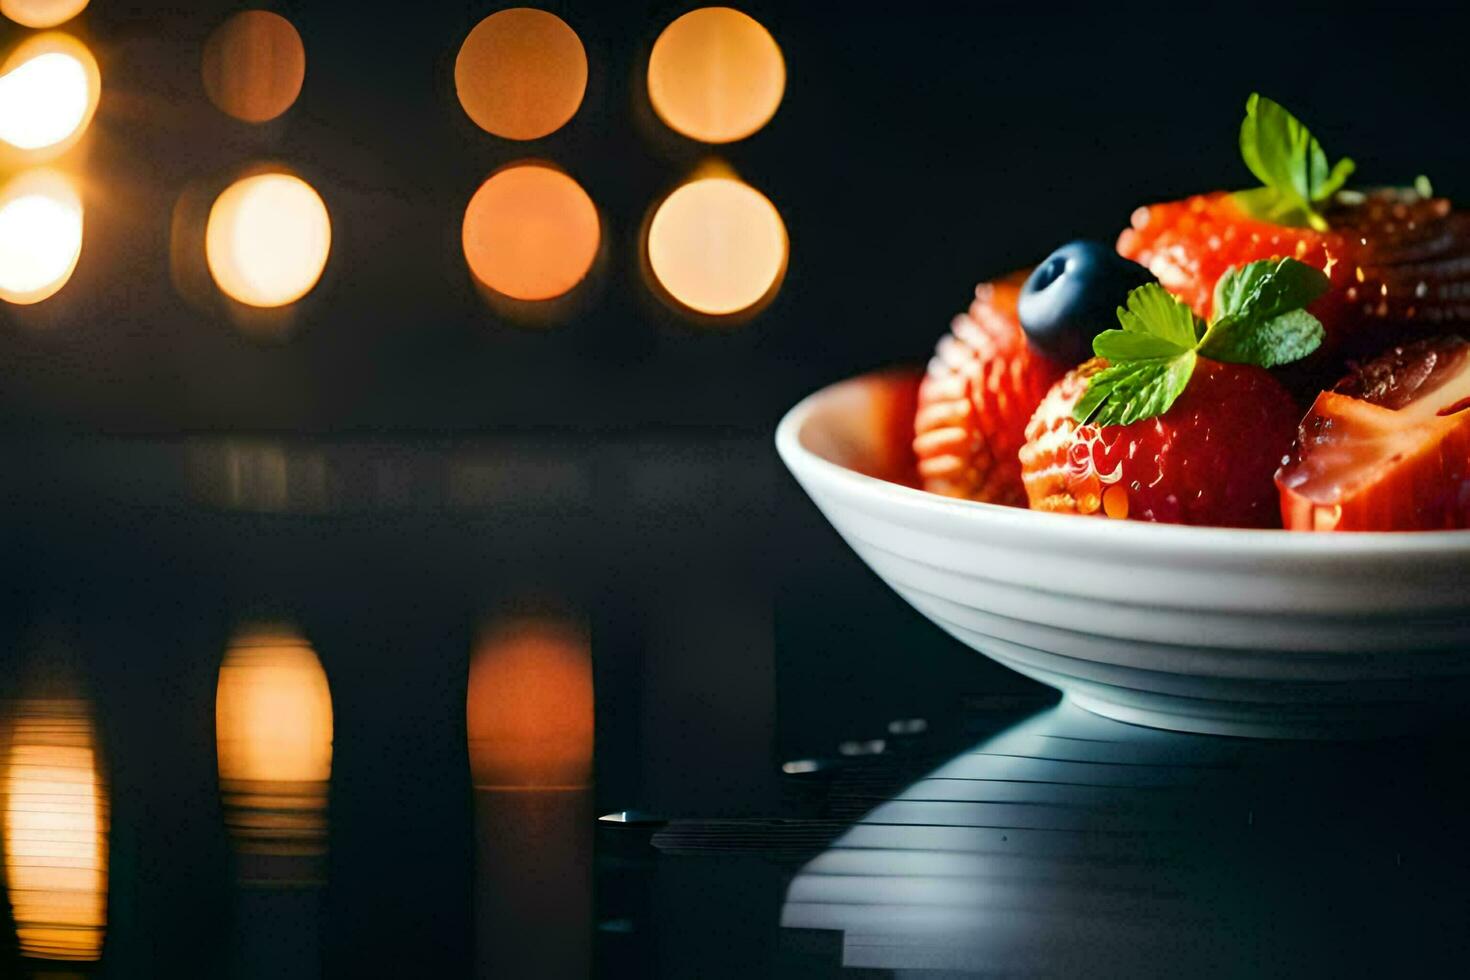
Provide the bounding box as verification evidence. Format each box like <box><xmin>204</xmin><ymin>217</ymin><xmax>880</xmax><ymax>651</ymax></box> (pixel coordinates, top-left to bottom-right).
<box><xmin>910</xmin><ymin>188</ymin><xmax>1470</xmax><ymax>531</ymax></box>
<box><xmin>1118</xmin><ymin>189</ymin><xmax>1470</xmax><ymax>359</ymax></box>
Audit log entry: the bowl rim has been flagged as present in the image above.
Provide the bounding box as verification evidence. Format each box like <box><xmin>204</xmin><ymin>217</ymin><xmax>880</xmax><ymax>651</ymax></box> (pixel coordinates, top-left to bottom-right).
<box><xmin>776</xmin><ymin>368</ymin><xmax>1470</xmax><ymax>559</ymax></box>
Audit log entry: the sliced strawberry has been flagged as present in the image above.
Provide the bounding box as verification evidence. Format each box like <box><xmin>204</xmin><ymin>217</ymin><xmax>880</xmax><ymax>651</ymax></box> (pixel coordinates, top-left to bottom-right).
<box><xmin>1019</xmin><ymin>357</ymin><xmax>1298</xmax><ymax>528</ymax></box>
<box><xmin>1276</xmin><ymin>335</ymin><xmax>1470</xmax><ymax>531</ymax></box>
<box><xmin>913</xmin><ymin>271</ymin><xmax>1063</xmax><ymax>504</ymax></box>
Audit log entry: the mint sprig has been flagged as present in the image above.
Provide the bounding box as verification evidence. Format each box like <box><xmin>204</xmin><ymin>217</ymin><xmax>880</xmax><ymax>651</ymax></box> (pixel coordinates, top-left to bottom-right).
<box><xmin>1232</xmin><ymin>93</ymin><xmax>1355</xmax><ymax>232</ymax></box>
<box><xmin>1073</xmin><ymin>258</ymin><xmax>1329</xmax><ymax>427</ymax></box>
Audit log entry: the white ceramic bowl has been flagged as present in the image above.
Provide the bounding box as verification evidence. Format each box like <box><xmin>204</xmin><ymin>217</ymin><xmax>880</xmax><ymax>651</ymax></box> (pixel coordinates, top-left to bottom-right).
<box><xmin>776</xmin><ymin>369</ymin><xmax>1470</xmax><ymax>738</ymax></box>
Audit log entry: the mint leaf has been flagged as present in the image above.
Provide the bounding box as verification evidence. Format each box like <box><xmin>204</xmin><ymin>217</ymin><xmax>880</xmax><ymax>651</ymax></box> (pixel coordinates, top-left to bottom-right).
<box><xmin>1210</xmin><ymin>256</ymin><xmax>1330</xmax><ymax>325</ymax></box>
<box><xmin>1201</xmin><ymin>257</ymin><xmax>1328</xmax><ymax>366</ymax></box>
<box><xmin>1073</xmin><ymin>283</ymin><xmax>1203</xmax><ymax>425</ymax></box>
<box><xmin>1203</xmin><ymin>308</ymin><xmax>1324</xmax><ymax>368</ymax></box>
<box><xmin>1233</xmin><ymin>93</ymin><xmax>1355</xmax><ymax>231</ymax></box>
<box><xmin>1073</xmin><ymin>260</ymin><xmax>1327</xmax><ymax>426</ymax></box>
<box><xmin>1074</xmin><ymin>351</ymin><xmax>1197</xmax><ymax>428</ymax></box>
<box><xmin>1114</xmin><ymin>283</ymin><xmax>1202</xmax><ymax>348</ymax></box>
<box><xmin>1092</xmin><ymin>329</ymin><xmax>1191</xmax><ymax>361</ymax></box>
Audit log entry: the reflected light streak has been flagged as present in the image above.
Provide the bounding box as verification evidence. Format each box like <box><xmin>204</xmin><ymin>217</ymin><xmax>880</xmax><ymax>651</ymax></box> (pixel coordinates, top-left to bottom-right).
<box><xmin>187</xmin><ymin>440</ymin><xmax>331</xmax><ymax>514</ymax></box>
<box><xmin>469</xmin><ymin>614</ymin><xmax>594</xmax><ymax>978</ymax></box>
<box><xmin>0</xmin><ymin>35</ymin><xmax>100</xmax><ymax>153</ymax></box>
<box><xmin>647</xmin><ymin>175</ymin><xmax>787</xmax><ymax>316</ymax></box>
<box><xmin>216</xmin><ymin>623</ymin><xmax>333</xmax><ymax>885</ymax></box>
<box><xmin>0</xmin><ymin>169</ymin><xmax>83</xmax><ymax>305</ymax></box>
<box><xmin>205</xmin><ymin>172</ymin><xmax>331</xmax><ymax>308</ymax></box>
<box><xmin>2</xmin><ymin>694</ymin><xmax>108</xmax><ymax>962</ymax></box>
<box><xmin>467</xmin><ymin>616</ymin><xmax>593</xmax><ymax>790</ymax></box>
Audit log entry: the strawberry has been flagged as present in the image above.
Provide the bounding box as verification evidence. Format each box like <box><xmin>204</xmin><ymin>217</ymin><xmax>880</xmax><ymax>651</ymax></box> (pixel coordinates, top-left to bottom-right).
<box><xmin>1019</xmin><ymin>357</ymin><xmax>1299</xmax><ymax>528</ymax></box>
<box><xmin>1118</xmin><ymin>189</ymin><xmax>1470</xmax><ymax>360</ymax></box>
<box><xmin>1117</xmin><ymin>192</ymin><xmax>1351</xmax><ymax>320</ymax></box>
<box><xmin>1276</xmin><ymin>335</ymin><xmax>1470</xmax><ymax>531</ymax></box>
<box><xmin>913</xmin><ymin>272</ymin><xmax>1063</xmax><ymax>504</ymax></box>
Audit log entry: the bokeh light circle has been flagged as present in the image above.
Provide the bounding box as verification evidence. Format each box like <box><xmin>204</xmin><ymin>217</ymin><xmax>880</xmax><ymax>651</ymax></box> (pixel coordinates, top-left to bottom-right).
<box><xmin>0</xmin><ymin>0</ymin><xmax>88</xmax><ymax>29</ymax></box>
<box><xmin>648</xmin><ymin>176</ymin><xmax>787</xmax><ymax>316</ymax></box>
<box><xmin>462</xmin><ymin>164</ymin><xmax>599</xmax><ymax>302</ymax></box>
<box><xmin>647</xmin><ymin>7</ymin><xmax>784</xmax><ymax>143</ymax></box>
<box><xmin>0</xmin><ymin>34</ymin><xmax>101</xmax><ymax>155</ymax></box>
<box><xmin>455</xmin><ymin>8</ymin><xmax>587</xmax><ymax>141</ymax></box>
<box><xmin>0</xmin><ymin>169</ymin><xmax>83</xmax><ymax>305</ymax></box>
<box><xmin>201</xmin><ymin>10</ymin><xmax>306</xmax><ymax>123</ymax></box>
<box><xmin>205</xmin><ymin>173</ymin><xmax>331</xmax><ymax>308</ymax></box>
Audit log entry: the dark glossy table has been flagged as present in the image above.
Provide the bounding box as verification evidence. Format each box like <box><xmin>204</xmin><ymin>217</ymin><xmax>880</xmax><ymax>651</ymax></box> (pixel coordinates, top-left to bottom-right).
<box><xmin>0</xmin><ymin>437</ymin><xmax>1465</xmax><ymax>978</ymax></box>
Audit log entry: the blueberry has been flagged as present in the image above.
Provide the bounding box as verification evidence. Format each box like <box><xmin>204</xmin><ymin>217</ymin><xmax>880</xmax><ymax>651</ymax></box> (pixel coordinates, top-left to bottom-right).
<box><xmin>1019</xmin><ymin>241</ymin><xmax>1155</xmax><ymax>362</ymax></box>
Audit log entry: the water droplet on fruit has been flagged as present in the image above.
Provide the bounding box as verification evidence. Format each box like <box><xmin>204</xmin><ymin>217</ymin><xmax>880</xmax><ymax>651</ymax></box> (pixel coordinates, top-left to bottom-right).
<box><xmin>1102</xmin><ymin>485</ymin><xmax>1129</xmax><ymax>520</ymax></box>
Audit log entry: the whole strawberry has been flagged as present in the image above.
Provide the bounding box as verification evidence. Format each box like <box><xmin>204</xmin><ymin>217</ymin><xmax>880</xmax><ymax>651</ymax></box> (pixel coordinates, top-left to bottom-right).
<box><xmin>914</xmin><ymin>272</ymin><xmax>1062</xmax><ymax>504</ymax></box>
<box><xmin>1020</xmin><ymin>260</ymin><xmax>1324</xmax><ymax>527</ymax></box>
<box><xmin>1021</xmin><ymin>357</ymin><xmax>1298</xmax><ymax>526</ymax></box>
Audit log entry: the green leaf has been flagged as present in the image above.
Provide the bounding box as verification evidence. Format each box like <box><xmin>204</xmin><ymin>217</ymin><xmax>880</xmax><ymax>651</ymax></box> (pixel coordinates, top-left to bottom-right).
<box><xmin>1202</xmin><ymin>257</ymin><xmax>1329</xmax><ymax>365</ymax></box>
<box><xmin>1114</xmin><ymin>283</ymin><xmax>1202</xmax><ymax>349</ymax></box>
<box><xmin>1317</xmin><ymin>156</ymin><xmax>1355</xmax><ymax>199</ymax></box>
<box><xmin>1091</xmin><ymin>329</ymin><xmax>1191</xmax><ymax>361</ymax></box>
<box><xmin>1211</xmin><ymin>256</ymin><xmax>1330</xmax><ymax>324</ymax></box>
<box><xmin>1203</xmin><ymin>308</ymin><xmax>1324</xmax><ymax>368</ymax></box>
<box><xmin>1072</xmin><ymin>257</ymin><xmax>1328</xmax><ymax>428</ymax></box>
<box><xmin>1072</xmin><ymin>351</ymin><xmax>1198</xmax><ymax>428</ymax></box>
<box><xmin>1230</xmin><ymin>187</ymin><xmax>1316</xmax><ymax>230</ymax></box>
<box><xmin>1236</xmin><ymin>93</ymin><xmax>1354</xmax><ymax>230</ymax></box>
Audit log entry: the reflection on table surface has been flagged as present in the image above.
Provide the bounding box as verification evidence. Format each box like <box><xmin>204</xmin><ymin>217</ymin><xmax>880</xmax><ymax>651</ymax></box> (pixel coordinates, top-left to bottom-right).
<box><xmin>2</xmin><ymin>633</ymin><xmax>109</xmax><ymax>966</ymax></box>
<box><xmin>781</xmin><ymin>700</ymin><xmax>1470</xmax><ymax>977</ymax></box>
<box><xmin>0</xmin><ymin>435</ymin><xmax>1467</xmax><ymax>977</ymax></box>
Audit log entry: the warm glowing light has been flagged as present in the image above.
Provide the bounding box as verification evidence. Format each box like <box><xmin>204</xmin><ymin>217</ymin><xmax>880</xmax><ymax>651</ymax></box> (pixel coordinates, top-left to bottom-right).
<box><xmin>205</xmin><ymin>173</ymin><xmax>331</xmax><ymax>308</ymax></box>
<box><xmin>0</xmin><ymin>169</ymin><xmax>83</xmax><ymax>305</ymax></box>
<box><xmin>216</xmin><ymin>624</ymin><xmax>333</xmax><ymax>879</ymax></box>
<box><xmin>455</xmin><ymin>8</ymin><xmax>587</xmax><ymax>141</ymax></box>
<box><xmin>201</xmin><ymin>10</ymin><xmax>306</xmax><ymax>123</ymax></box>
<box><xmin>462</xmin><ymin>164</ymin><xmax>599</xmax><ymax>302</ymax></box>
<box><xmin>647</xmin><ymin>7</ymin><xmax>784</xmax><ymax>143</ymax></box>
<box><xmin>467</xmin><ymin>617</ymin><xmax>594</xmax><ymax>789</ymax></box>
<box><xmin>0</xmin><ymin>55</ymin><xmax>87</xmax><ymax>149</ymax></box>
<box><xmin>3</xmin><ymin>696</ymin><xmax>108</xmax><ymax>962</ymax></box>
<box><xmin>648</xmin><ymin>176</ymin><xmax>787</xmax><ymax>315</ymax></box>
<box><xmin>217</xmin><ymin>624</ymin><xmax>333</xmax><ymax>788</ymax></box>
<box><xmin>0</xmin><ymin>0</ymin><xmax>88</xmax><ymax>28</ymax></box>
<box><xmin>0</xmin><ymin>36</ymin><xmax>100</xmax><ymax>152</ymax></box>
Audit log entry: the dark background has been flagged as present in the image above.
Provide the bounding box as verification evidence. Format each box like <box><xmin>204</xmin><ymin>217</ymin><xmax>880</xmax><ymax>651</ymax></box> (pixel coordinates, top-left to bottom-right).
<box><xmin>5</xmin><ymin>1</ymin><xmax>1469</xmax><ymax>434</ymax></box>
<box><xmin>2</xmin><ymin>2</ymin><xmax>1469</xmax><ymax>977</ymax></box>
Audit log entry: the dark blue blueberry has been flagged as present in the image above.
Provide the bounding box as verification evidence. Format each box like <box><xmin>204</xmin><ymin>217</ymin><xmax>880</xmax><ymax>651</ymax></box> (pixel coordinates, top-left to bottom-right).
<box><xmin>1019</xmin><ymin>241</ymin><xmax>1155</xmax><ymax>362</ymax></box>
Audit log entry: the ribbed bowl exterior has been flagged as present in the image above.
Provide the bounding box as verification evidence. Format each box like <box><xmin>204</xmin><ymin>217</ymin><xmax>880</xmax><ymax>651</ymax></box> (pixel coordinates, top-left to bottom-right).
<box><xmin>777</xmin><ymin>371</ymin><xmax>1470</xmax><ymax>737</ymax></box>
